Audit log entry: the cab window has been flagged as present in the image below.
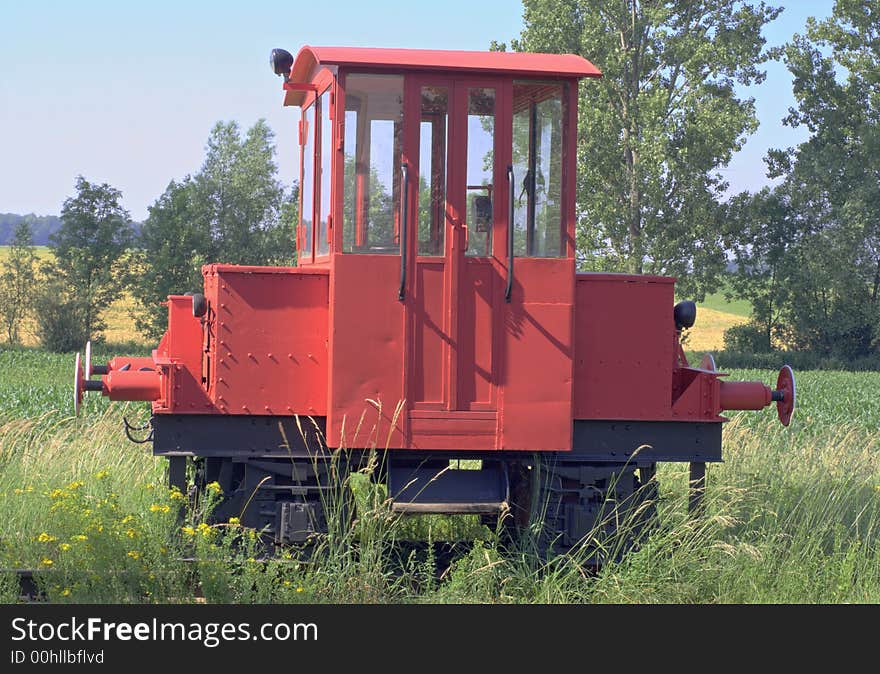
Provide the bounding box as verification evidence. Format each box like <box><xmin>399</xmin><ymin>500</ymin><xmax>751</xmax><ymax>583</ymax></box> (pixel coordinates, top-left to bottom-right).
<box><xmin>512</xmin><ymin>81</ymin><xmax>566</xmax><ymax>258</ymax></box>
<box><xmin>342</xmin><ymin>74</ymin><xmax>404</xmax><ymax>254</ymax></box>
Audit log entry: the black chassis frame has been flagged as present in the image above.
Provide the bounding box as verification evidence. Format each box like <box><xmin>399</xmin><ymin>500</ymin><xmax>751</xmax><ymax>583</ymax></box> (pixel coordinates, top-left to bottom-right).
<box><xmin>151</xmin><ymin>414</ymin><xmax>721</xmax><ymax>463</ymax></box>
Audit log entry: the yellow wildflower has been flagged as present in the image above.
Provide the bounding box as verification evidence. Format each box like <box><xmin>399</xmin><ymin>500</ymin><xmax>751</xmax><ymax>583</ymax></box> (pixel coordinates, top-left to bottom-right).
<box><xmin>39</xmin><ymin>558</ymin><xmax>53</xmax><ymax>567</ymax></box>
<box><xmin>169</xmin><ymin>489</ymin><xmax>185</xmax><ymax>502</ymax></box>
<box><xmin>37</xmin><ymin>532</ymin><xmax>57</xmax><ymax>543</ymax></box>
<box><xmin>60</xmin><ymin>588</ymin><xmax>71</xmax><ymax>597</ymax></box>
<box><xmin>283</xmin><ymin>580</ymin><xmax>291</xmax><ymax>587</ymax></box>
<box><xmin>59</xmin><ymin>543</ymin><xmax>71</xmax><ymax>552</ymax></box>
<box><xmin>181</xmin><ymin>526</ymin><xmax>196</xmax><ymax>537</ymax></box>
<box><xmin>121</xmin><ymin>515</ymin><xmax>135</xmax><ymax>524</ymax></box>
<box><xmin>49</xmin><ymin>489</ymin><xmax>65</xmax><ymax>499</ymax></box>
<box><xmin>96</xmin><ymin>470</ymin><xmax>110</xmax><ymax>480</ymax></box>
<box><xmin>150</xmin><ymin>504</ymin><xmax>170</xmax><ymax>514</ymax></box>
<box><xmin>127</xmin><ymin>551</ymin><xmax>140</xmax><ymax>560</ymax></box>
<box><xmin>146</xmin><ymin>482</ymin><xmax>156</xmax><ymax>490</ymax></box>
<box><xmin>206</xmin><ymin>481</ymin><xmax>222</xmax><ymax>495</ymax></box>
<box><xmin>296</xmin><ymin>587</ymin><xmax>304</xmax><ymax>593</ymax></box>
<box><xmin>66</xmin><ymin>481</ymin><xmax>84</xmax><ymax>491</ymax></box>
<box><xmin>228</xmin><ymin>517</ymin><xmax>240</xmax><ymax>526</ymax></box>
<box><xmin>126</xmin><ymin>528</ymin><xmax>137</xmax><ymax>539</ymax></box>
<box><xmin>72</xmin><ymin>535</ymin><xmax>88</xmax><ymax>542</ymax></box>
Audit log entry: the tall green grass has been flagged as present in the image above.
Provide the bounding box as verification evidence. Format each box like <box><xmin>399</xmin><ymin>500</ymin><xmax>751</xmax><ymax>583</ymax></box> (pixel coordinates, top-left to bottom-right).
<box><xmin>0</xmin><ymin>360</ymin><xmax>878</xmax><ymax>603</ymax></box>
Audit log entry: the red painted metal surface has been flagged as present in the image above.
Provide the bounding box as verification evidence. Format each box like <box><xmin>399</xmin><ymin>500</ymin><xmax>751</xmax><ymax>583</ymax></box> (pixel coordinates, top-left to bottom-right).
<box><xmin>573</xmin><ymin>273</ymin><xmax>677</xmax><ymax>421</ymax></box>
<box><xmin>204</xmin><ymin>265</ymin><xmax>329</xmax><ymax>417</ymax></box>
<box><xmin>283</xmin><ymin>46</ymin><xmax>601</xmax><ymax>106</ymax></box>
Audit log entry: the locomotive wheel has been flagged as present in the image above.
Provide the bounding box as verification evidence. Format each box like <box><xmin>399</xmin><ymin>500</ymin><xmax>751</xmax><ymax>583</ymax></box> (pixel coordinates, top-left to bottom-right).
<box><xmin>508</xmin><ymin>457</ymin><xmax>658</xmax><ymax>562</ymax></box>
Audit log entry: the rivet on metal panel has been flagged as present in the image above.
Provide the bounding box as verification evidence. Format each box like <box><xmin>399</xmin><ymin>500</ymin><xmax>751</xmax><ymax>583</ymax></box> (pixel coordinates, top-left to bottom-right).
<box><xmin>286</xmin><ymin>406</ymin><xmax>293</xmax><ymax>413</ymax></box>
<box><xmin>219</xmin><ymin>359</ymin><xmax>225</xmax><ymax>365</ymax></box>
<box><xmin>242</xmin><ymin>405</ymin><xmax>249</xmax><ymax>412</ymax></box>
<box><xmin>264</xmin><ymin>406</ymin><xmax>271</xmax><ymax>412</ymax></box>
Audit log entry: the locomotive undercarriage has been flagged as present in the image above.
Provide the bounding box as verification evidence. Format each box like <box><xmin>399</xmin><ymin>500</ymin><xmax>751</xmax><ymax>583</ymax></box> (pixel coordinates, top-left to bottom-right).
<box><xmin>157</xmin><ymin>415</ymin><xmax>720</xmax><ymax>557</ymax></box>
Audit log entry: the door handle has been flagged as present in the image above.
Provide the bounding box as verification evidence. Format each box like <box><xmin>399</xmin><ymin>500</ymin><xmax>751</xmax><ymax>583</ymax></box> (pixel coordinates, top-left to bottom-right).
<box><xmin>398</xmin><ymin>163</ymin><xmax>409</xmax><ymax>301</ymax></box>
<box><xmin>506</xmin><ymin>165</ymin><xmax>514</xmax><ymax>302</ymax></box>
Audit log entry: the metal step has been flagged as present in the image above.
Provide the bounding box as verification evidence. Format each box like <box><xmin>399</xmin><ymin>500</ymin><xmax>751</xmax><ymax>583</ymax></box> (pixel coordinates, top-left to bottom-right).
<box><xmin>388</xmin><ymin>463</ymin><xmax>509</xmax><ymax>515</ymax></box>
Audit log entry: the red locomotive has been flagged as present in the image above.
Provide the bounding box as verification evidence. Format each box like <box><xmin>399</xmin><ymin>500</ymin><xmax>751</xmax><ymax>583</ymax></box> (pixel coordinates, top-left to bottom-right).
<box><xmin>74</xmin><ymin>46</ymin><xmax>795</xmax><ymax>554</ymax></box>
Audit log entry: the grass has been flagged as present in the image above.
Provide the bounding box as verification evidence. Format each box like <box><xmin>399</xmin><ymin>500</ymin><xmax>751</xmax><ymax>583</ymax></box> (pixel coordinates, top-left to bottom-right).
<box><xmin>1</xmin><ymin>347</ymin><xmax>879</xmax><ymax>603</ymax></box>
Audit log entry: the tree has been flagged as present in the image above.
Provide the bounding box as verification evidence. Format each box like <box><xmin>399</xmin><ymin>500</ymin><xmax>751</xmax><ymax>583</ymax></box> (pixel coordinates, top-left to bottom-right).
<box><xmin>730</xmin><ymin>1</ymin><xmax>880</xmax><ymax>359</ymax></box>
<box><xmin>131</xmin><ymin>178</ymin><xmax>210</xmax><ymax>338</ymax></box>
<box><xmin>497</xmin><ymin>0</ymin><xmax>781</xmax><ymax>298</ymax></box>
<box><xmin>0</xmin><ymin>221</ymin><xmax>38</xmax><ymax>344</ymax></box>
<box><xmin>46</xmin><ymin>176</ymin><xmax>134</xmax><ymax>346</ymax></box>
<box><xmin>193</xmin><ymin>120</ymin><xmax>287</xmax><ymax>265</ymax></box>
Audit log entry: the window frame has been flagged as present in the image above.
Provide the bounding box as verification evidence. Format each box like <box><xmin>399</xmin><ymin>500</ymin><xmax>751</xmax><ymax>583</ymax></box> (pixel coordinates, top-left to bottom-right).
<box><xmin>337</xmin><ymin>70</ymin><xmax>406</xmax><ymax>255</ymax></box>
<box><xmin>315</xmin><ymin>82</ymin><xmax>334</xmax><ymax>262</ymax></box>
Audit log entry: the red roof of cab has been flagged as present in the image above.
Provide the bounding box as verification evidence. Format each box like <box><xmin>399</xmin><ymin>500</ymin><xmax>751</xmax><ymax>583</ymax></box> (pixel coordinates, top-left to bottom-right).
<box><xmin>283</xmin><ymin>45</ymin><xmax>601</xmax><ymax>105</ymax></box>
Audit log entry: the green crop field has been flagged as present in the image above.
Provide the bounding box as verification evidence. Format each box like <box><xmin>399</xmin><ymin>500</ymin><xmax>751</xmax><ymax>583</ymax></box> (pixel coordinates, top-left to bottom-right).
<box><xmin>1</xmin><ymin>347</ymin><xmax>879</xmax><ymax>603</ymax></box>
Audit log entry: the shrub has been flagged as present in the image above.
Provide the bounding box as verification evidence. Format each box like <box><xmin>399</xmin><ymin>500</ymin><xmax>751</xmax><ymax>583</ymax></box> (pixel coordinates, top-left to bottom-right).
<box><xmin>723</xmin><ymin>322</ymin><xmax>772</xmax><ymax>353</ymax></box>
<box><xmin>33</xmin><ymin>282</ymin><xmax>89</xmax><ymax>353</ymax></box>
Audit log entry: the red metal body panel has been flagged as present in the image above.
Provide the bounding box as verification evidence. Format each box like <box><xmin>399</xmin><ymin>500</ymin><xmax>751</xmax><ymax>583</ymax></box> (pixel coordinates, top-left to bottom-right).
<box><xmin>203</xmin><ymin>265</ymin><xmax>329</xmax><ymax>417</ymax></box>
<box><xmin>328</xmin><ymin>255</ymin><xmax>405</xmax><ymax>448</ymax></box>
<box><xmin>501</xmin><ymin>258</ymin><xmax>575</xmax><ymax>450</ymax></box>
<box><xmin>573</xmin><ymin>273</ymin><xmax>676</xmax><ymax>421</ymax></box>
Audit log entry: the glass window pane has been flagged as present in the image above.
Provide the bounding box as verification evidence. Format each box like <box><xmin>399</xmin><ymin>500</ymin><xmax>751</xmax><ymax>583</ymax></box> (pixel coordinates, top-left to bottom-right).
<box><xmin>342</xmin><ymin>74</ymin><xmax>404</xmax><ymax>254</ymax></box>
<box><xmin>512</xmin><ymin>82</ymin><xmax>565</xmax><ymax>257</ymax></box>
<box><xmin>318</xmin><ymin>88</ymin><xmax>332</xmax><ymax>257</ymax></box>
<box><xmin>465</xmin><ymin>88</ymin><xmax>495</xmax><ymax>257</ymax></box>
<box><xmin>301</xmin><ymin>103</ymin><xmax>315</xmax><ymax>260</ymax></box>
<box><xmin>418</xmin><ymin>86</ymin><xmax>447</xmax><ymax>256</ymax></box>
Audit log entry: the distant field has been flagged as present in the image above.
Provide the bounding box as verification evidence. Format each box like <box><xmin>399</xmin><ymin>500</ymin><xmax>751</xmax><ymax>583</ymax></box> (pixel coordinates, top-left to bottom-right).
<box><xmin>686</xmin><ymin>306</ymin><xmax>749</xmax><ymax>352</ymax></box>
<box><xmin>700</xmin><ymin>289</ymin><xmax>751</xmax><ymax>318</ymax></box>
<box><xmin>0</xmin><ymin>246</ymin><xmax>148</xmax><ymax>348</ymax></box>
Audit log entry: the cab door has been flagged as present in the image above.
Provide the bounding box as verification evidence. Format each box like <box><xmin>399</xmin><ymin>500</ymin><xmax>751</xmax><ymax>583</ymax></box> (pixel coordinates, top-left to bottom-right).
<box><xmin>404</xmin><ymin>76</ymin><xmax>511</xmax><ymax>449</ymax></box>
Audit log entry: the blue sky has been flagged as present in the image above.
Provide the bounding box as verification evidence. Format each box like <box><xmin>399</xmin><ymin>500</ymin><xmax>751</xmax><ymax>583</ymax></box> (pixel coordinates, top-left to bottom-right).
<box><xmin>0</xmin><ymin>0</ymin><xmax>833</xmax><ymax>221</ymax></box>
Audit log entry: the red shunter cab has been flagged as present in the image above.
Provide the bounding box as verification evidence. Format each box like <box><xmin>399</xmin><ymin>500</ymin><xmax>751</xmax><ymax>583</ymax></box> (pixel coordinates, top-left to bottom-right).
<box><xmin>75</xmin><ymin>46</ymin><xmax>794</xmax><ymax>556</ymax></box>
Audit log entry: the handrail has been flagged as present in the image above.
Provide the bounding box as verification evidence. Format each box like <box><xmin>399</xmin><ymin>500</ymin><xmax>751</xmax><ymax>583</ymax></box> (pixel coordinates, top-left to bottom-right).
<box><xmin>398</xmin><ymin>163</ymin><xmax>409</xmax><ymax>301</ymax></box>
<box><xmin>505</xmin><ymin>165</ymin><xmax>514</xmax><ymax>302</ymax></box>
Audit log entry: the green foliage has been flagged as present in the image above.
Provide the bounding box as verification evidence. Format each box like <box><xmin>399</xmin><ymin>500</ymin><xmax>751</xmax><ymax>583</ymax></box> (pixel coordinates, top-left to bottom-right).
<box><xmin>497</xmin><ymin>0</ymin><xmax>781</xmax><ymax>299</ymax></box>
<box><xmin>728</xmin><ymin>1</ymin><xmax>880</xmax><ymax>360</ymax></box>
<box><xmin>45</xmin><ymin>176</ymin><xmax>134</xmax><ymax>345</ymax></box>
<box><xmin>32</xmin><ymin>279</ymin><xmax>89</xmax><ymax>353</ymax></box>
<box><xmin>0</xmin><ymin>221</ymin><xmax>38</xmax><ymax>344</ymax></box>
<box><xmin>723</xmin><ymin>322</ymin><xmax>772</xmax><ymax>353</ymax></box>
